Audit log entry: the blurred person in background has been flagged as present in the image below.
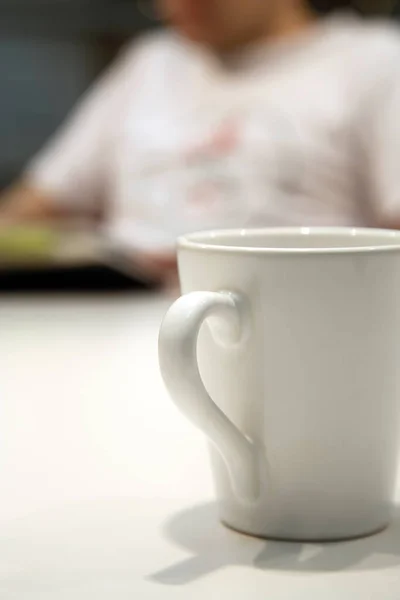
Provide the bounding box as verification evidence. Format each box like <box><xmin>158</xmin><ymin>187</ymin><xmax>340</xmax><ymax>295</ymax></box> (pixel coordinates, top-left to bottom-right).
<box><xmin>0</xmin><ymin>0</ymin><xmax>400</xmax><ymax>285</ymax></box>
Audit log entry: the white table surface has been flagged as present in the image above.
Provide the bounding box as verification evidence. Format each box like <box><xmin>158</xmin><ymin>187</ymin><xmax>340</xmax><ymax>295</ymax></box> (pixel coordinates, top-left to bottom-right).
<box><xmin>0</xmin><ymin>293</ymin><xmax>399</xmax><ymax>599</ymax></box>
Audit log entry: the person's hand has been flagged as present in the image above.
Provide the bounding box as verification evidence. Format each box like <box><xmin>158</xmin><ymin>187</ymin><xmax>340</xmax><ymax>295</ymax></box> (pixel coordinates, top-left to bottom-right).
<box><xmin>133</xmin><ymin>251</ymin><xmax>179</xmax><ymax>291</ymax></box>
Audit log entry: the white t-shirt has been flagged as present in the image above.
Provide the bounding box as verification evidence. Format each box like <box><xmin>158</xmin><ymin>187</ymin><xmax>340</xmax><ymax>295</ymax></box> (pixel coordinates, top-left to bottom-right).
<box><xmin>27</xmin><ymin>13</ymin><xmax>400</xmax><ymax>252</ymax></box>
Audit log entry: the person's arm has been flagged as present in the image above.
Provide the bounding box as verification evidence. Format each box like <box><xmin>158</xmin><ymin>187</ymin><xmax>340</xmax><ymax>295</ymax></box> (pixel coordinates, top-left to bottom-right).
<box><xmin>0</xmin><ymin>40</ymin><xmax>139</xmax><ymax>225</ymax></box>
<box><xmin>0</xmin><ymin>182</ymin><xmax>62</xmax><ymax>223</ymax></box>
<box><xmin>0</xmin><ymin>37</ymin><xmax>179</xmax><ymax>286</ymax></box>
<box><xmin>356</xmin><ymin>27</ymin><xmax>400</xmax><ymax>229</ymax></box>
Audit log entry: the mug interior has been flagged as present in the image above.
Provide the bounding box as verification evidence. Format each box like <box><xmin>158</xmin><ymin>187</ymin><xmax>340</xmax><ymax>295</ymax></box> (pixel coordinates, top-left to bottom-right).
<box><xmin>180</xmin><ymin>228</ymin><xmax>400</xmax><ymax>253</ymax></box>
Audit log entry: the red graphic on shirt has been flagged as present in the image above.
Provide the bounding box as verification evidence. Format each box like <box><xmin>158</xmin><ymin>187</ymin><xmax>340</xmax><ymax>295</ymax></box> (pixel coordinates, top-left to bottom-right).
<box><xmin>188</xmin><ymin>181</ymin><xmax>224</xmax><ymax>208</ymax></box>
<box><xmin>185</xmin><ymin>118</ymin><xmax>240</xmax><ymax>163</ymax></box>
<box><xmin>184</xmin><ymin>118</ymin><xmax>241</xmax><ymax>210</ymax></box>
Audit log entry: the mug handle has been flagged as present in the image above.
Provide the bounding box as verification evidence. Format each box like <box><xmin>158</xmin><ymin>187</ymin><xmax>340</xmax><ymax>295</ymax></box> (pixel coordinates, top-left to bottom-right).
<box><xmin>159</xmin><ymin>291</ymin><xmax>259</xmax><ymax>501</ymax></box>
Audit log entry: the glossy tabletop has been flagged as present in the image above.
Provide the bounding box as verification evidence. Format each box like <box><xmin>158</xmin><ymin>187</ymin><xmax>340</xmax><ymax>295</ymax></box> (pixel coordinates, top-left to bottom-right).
<box><xmin>0</xmin><ymin>293</ymin><xmax>399</xmax><ymax>599</ymax></box>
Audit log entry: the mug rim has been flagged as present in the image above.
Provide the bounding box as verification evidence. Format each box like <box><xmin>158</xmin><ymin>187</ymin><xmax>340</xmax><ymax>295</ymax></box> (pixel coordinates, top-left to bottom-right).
<box><xmin>178</xmin><ymin>227</ymin><xmax>400</xmax><ymax>255</ymax></box>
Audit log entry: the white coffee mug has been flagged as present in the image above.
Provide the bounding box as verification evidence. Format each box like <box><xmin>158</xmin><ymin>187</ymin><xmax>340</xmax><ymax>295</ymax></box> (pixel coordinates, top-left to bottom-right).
<box><xmin>159</xmin><ymin>228</ymin><xmax>400</xmax><ymax>541</ymax></box>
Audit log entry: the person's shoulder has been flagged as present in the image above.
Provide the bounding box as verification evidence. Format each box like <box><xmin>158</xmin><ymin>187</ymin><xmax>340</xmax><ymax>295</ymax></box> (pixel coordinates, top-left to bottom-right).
<box><xmin>116</xmin><ymin>29</ymin><xmax>189</xmax><ymax>67</ymax></box>
<box><xmin>345</xmin><ymin>17</ymin><xmax>400</xmax><ymax>67</ymax></box>
<box><xmin>326</xmin><ymin>14</ymin><xmax>400</xmax><ymax>95</ymax></box>
<box><xmin>94</xmin><ymin>29</ymin><xmax>184</xmax><ymax>86</ymax></box>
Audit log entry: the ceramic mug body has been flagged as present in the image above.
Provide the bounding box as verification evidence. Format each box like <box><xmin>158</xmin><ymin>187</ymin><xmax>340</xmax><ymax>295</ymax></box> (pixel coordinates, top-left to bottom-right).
<box><xmin>159</xmin><ymin>228</ymin><xmax>400</xmax><ymax>541</ymax></box>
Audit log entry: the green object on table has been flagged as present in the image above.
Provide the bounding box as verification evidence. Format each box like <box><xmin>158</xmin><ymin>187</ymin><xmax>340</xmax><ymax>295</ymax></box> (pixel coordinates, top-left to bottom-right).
<box><xmin>0</xmin><ymin>226</ymin><xmax>58</xmax><ymax>262</ymax></box>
